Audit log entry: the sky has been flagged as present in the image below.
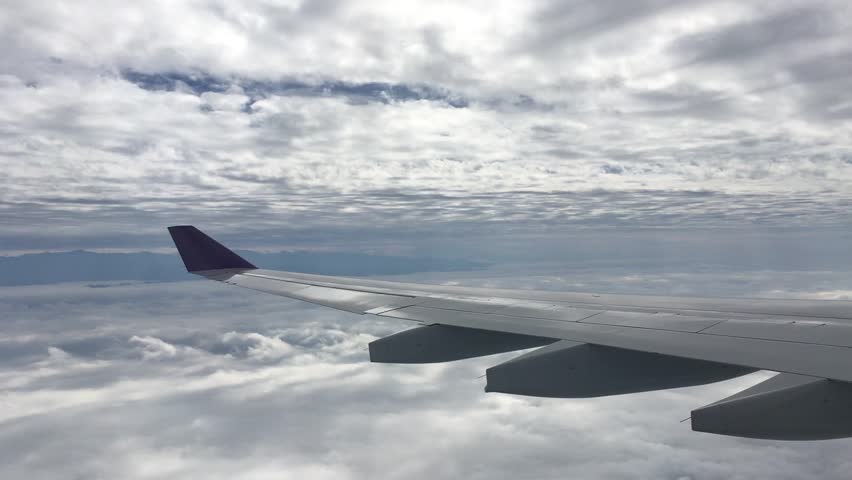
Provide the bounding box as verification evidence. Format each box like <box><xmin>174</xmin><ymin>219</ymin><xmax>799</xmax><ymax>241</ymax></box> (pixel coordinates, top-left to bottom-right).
<box><xmin>3</xmin><ymin>0</ymin><xmax>852</xmax><ymax>253</ymax></box>
<box><xmin>3</xmin><ymin>0</ymin><xmax>852</xmax><ymax>478</ymax></box>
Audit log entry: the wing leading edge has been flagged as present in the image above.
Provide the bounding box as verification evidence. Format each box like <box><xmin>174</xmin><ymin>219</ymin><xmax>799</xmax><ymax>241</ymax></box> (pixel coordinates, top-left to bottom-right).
<box><xmin>168</xmin><ymin>225</ymin><xmax>852</xmax><ymax>440</ymax></box>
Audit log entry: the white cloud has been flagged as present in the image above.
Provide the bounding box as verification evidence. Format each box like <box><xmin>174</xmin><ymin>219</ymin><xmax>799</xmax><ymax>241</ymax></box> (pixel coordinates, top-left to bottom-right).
<box><xmin>130</xmin><ymin>335</ymin><xmax>182</xmax><ymax>360</ymax></box>
<box><xmin>220</xmin><ymin>331</ymin><xmax>294</xmax><ymax>361</ymax></box>
<box><xmin>2</xmin><ymin>275</ymin><xmax>852</xmax><ymax>479</ymax></box>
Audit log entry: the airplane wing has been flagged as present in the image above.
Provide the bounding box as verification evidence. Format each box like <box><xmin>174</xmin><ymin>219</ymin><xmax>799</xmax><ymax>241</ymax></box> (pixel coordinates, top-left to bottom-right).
<box><xmin>168</xmin><ymin>225</ymin><xmax>852</xmax><ymax>440</ymax></box>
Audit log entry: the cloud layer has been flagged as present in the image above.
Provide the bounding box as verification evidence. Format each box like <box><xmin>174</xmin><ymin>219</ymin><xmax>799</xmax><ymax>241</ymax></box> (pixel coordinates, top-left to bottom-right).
<box><xmin>3</xmin><ymin>274</ymin><xmax>852</xmax><ymax>480</ymax></box>
<box><xmin>2</xmin><ymin>0</ymin><xmax>852</xmax><ymax>251</ymax></box>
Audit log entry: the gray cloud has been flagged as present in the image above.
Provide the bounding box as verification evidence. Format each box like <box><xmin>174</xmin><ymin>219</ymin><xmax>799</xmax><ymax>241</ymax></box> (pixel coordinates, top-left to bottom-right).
<box><xmin>671</xmin><ymin>6</ymin><xmax>840</xmax><ymax>67</ymax></box>
<box><xmin>522</xmin><ymin>0</ymin><xmax>685</xmax><ymax>52</ymax></box>
<box><xmin>4</xmin><ymin>189</ymin><xmax>852</xmax><ymax>255</ymax></box>
<box><xmin>121</xmin><ymin>70</ymin><xmax>470</xmax><ymax>108</ymax></box>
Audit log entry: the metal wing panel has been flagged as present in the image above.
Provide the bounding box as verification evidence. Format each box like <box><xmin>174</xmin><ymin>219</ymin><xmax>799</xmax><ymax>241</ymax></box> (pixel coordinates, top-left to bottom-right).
<box><xmin>205</xmin><ymin>268</ymin><xmax>852</xmax><ymax>382</ymax></box>
<box><xmin>413</xmin><ymin>297</ymin><xmax>522</xmax><ymax>314</ymax></box>
<box><xmin>213</xmin><ymin>271</ymin><xmax>420</xmax><ymax>314</ymax></box>
<box><xmin>492</xmin><ymin>304</ymin><xmax>603</xmax><ymax>322</ymax></box>
<box><xmin>416</xmin><ymin>298</ymin><xmax>603</xmax><ymax>322</ymax></box>
<box><xmin>579</xmin><ymin>311</ymin><xmax>723</xmax><ymax>333</ymax></box>
<box><xmin>205</xmin><ymin>267</ymin><xmax>852</xmax><ymax>382</ymax></box>
<box><xmin>700</xmin><ymin>318</ymin><xmax>852</xmax><ymax>348</ymax></box>
<box><xmin>378</xmin><ymin>306</ymin><xmax>852</xmax><ymax>382</ymax></box>
<box><xmin>221</xmin><ymin>269</ymin><xmax>852</xmax><ymax>320</ymax></box>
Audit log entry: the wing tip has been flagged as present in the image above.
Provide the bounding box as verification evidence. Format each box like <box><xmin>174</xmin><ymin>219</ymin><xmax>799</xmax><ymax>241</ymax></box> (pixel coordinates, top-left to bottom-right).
<box><xmin>167</xmin><ymin>225</ymin><xmax>257</xmax><ymax>272</ymax></box>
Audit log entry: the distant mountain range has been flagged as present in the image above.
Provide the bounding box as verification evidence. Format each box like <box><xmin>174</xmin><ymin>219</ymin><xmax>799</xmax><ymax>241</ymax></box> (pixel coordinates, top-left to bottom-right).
<box><xmin>0</xmin><ymin>250</ymin><xmax>486</xmax><ymax>286</ymax></box>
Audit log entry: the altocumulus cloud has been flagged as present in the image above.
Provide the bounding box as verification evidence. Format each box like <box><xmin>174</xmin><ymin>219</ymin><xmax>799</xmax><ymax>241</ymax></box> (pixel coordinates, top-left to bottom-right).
<box><xmin>1</xmin><ymin>0</ymin><xmax>852</xmax><ymax>251</ymax></box>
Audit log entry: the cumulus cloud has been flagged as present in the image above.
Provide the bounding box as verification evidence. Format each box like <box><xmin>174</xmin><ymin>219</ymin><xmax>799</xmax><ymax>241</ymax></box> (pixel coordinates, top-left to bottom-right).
<box><xmin>219</xmin><ymin>331</ymin><xmax>294</xmax><ymax>361</ymax></box>
<box><xmin>130</xmin><ymin>335</ymin><xmax>185</xmax><ymax>360</ymax></box>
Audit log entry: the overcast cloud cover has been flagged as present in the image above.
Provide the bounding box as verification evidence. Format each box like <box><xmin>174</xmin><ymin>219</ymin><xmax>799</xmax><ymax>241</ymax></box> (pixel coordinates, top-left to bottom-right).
<box><xmin>3</xmin><ymin>0</ymin><xmax>852</xmax><ymax>478</ymax></box>
<box><xmin>2</xmin><ymin>0</ymin><xmax>852</xmax><ymax>251</ymax></box>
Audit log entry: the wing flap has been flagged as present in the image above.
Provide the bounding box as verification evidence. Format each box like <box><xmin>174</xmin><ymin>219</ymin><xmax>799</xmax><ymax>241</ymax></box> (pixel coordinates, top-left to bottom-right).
<box><xmin>485</xmin><ymin>340</ymin><xmax>754</xmax><ymax>398</ymax></box>
<box><xmin>691</xmin><ymin>373</ymin><xmax>852</xmax><ymax>440</ymax></box>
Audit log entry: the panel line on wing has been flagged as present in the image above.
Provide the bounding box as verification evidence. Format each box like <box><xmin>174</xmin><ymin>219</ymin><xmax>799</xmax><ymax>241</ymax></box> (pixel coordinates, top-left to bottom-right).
<box><xmin>379</xmin><ymin>305</ymin><xmax>852</xmax><ymax>350</ymax></box>
<box><xmin>241</xmin><ymin>272</ymin><xmax>418</xmax><ymax>298</ymax></box>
